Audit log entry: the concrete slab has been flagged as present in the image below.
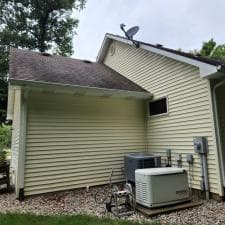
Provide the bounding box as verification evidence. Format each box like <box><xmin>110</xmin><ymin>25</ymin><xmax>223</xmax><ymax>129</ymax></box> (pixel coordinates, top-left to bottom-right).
<box><xmin>136</xmin><ymin>201</ymin><xmax>203</xmax><ymax>217</ymax></box>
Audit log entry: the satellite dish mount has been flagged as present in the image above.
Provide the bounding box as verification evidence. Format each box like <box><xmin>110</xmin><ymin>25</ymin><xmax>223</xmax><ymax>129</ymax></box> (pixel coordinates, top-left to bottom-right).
<box><xmin>120</xmin><ymin>24</ymin><xmax>140</xmax><ymax>48</ymax></box>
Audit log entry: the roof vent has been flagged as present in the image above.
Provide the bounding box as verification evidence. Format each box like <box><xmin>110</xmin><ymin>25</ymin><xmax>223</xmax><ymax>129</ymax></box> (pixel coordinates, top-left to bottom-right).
<box><xmin>156</xmin><ymin>44</ymin><xmax>163</xmax><ymax>47</ymax></box>
<box><xmin>83</xmin><ymin>59</ymin><xmax>92</xmax><ymax>64</ymax></box>
<box><xmin>41</xmin><ymin>52</ymin><xmax>51</xmax><ymax>57</ymax></box>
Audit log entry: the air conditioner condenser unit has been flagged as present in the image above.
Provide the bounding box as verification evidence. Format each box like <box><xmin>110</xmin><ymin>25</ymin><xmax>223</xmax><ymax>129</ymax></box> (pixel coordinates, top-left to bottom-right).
<box><xmin>135</xmin><ymin>167</ymin><xmax>190</xmax><ymax>208</ymax></box>
<box><xmin>124</xmin><ymin>153</ymin><xmax>161</xmax><ymax>183</ymax></box>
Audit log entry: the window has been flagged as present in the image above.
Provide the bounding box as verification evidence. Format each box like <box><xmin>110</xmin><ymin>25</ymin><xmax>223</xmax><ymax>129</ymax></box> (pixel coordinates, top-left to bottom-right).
<box><xmin>149</xmin><ymin>97</ymin><xmax>168</xmax><ymax>116</ymax></box>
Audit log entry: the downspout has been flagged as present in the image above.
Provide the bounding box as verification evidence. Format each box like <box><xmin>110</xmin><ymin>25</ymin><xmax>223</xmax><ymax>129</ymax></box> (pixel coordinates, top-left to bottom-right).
<box><xmin>6</xmin><ymin>84</ymin><xmax>15</xmax><ymax>121</ymax></box>
<box><xmin>212</xmin><ymin>79</ymin><xmax>225</xmax><ymax>187</ymax></box>
<box><xmin>202</xmin><ymin>153</ymin><xmax>210</xmax><ymax>200</ymax></box>
<box><xmin>194</xmin><ymin>137</ymin><xmax>210</xmax><ymax>200</ymax></box>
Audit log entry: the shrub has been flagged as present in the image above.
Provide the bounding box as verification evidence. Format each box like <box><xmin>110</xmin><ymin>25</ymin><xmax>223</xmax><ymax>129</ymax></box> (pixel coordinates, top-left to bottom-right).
<box><xmin>0</xmin><ymin>124</ymin><xmax>11</xmax><ymax>149</ymax></box>
<box><xmin>0</xmin><ymin>149</ymin><xmax>6</xmax><ymax>165</ymax></box>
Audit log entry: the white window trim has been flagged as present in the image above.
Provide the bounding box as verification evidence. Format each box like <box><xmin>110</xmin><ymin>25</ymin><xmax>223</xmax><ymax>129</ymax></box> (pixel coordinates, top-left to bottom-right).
<box><xmin>148</xmin><ymin>96</ymin><xmax>169</xmax><ymax>118</ymax></box>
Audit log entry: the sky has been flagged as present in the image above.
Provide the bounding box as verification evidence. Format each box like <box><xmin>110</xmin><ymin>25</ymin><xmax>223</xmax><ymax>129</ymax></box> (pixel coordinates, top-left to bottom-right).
<box><xmin>72</xmin><ymin>0</ymin><xmax>225</xmax><ymax>61</ymax></box>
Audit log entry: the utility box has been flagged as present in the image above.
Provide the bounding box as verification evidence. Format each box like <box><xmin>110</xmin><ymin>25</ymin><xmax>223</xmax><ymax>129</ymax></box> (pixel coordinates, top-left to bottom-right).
<box><xmin>135</xmin><ymin>168</ymin><xmax>190</xmax><ymax>208</ymax></box>
<box><xmin>193</xmin><ymin>137</ymin><xmax>208</xmax><ymax>154</ymax></box>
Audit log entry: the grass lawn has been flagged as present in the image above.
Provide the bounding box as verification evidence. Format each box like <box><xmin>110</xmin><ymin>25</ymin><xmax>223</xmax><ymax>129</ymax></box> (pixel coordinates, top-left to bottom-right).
<box><xmin>0</xmin><ymin>213</ymin><xmax>161</xmax><ymax>225</ymax></box>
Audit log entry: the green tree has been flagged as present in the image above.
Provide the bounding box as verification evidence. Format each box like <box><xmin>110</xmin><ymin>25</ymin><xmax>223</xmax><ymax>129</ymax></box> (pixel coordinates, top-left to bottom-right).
<box><xmin>0</xmin><ymin>0</ymin><xmax>86</xmax><ymax>123</ymax></box>
<box><xmin>211</xmin><ymin>44</ymin><xmax>225</xmax><ymax>62</ymax></box>
<box><xmin>200</xmin><ymin>38</ymin><xmax>216</xmax><ymax>57</ymax></box>
<box><xmin>0</xmin><ymin>124</ymin><xmax>11</xmax><ymax>149</ymax></box>
<box><xmin>0</xmin><ymin>80</ymin><xmax>7</xmax><ymax>124</ymax></box>
<box><xmin>199</xmin><ymin>38</ymin><xmax>225</xmax><ymax>61</ymax></box>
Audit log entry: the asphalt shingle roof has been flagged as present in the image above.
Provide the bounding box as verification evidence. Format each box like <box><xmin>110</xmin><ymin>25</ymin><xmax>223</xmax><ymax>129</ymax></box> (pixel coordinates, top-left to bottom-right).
<box><xmin>9</xmin><ymin>48</ymin><xmax>148</xmax><ymax>93</ymax></box>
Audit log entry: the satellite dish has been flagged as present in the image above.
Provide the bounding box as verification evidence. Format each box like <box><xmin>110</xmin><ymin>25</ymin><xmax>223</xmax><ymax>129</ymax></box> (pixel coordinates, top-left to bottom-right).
<box><xmin>120</xmin><ymin>24</ymin><xmax>140</xmax><ymax>48</ymax></box>
<box><xmin>126</xmin><ymin>26</ymin><xmax>139</xmax><ymax>40</ymax></box>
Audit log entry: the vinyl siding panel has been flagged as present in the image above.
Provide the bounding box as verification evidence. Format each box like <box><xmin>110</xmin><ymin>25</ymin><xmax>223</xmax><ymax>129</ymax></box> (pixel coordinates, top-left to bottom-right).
<box><xmin>24</xmin><ymin>92</ymin><xmax>146</xmax><ymax>196</ymax></box>
<box><xmin>104</xmin><ymin>40</ymin><xmax>221</xmax><ymax>194</ymax></box>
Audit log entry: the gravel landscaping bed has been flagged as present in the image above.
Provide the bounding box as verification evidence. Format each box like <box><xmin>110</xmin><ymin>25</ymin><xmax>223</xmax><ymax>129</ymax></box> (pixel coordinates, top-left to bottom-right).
<box><xmin>0</xmin><ymin>186</ymin><xmax>225</xmax><ymax>225</ymax></box>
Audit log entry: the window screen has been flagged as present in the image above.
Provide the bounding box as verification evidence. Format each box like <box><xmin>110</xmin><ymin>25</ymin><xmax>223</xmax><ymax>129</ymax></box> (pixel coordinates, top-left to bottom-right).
<box><xmin>149</xmin><ymin>97</ymin><xmax>168</xmax><ymax>116</ymax></box>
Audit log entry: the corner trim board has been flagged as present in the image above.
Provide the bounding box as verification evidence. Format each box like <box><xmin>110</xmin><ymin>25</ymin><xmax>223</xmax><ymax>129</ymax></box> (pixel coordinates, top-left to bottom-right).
<box><xmin>16</xmin><ymin>90</ymin><xmax>28</xmax><ymax>198</ymax></box>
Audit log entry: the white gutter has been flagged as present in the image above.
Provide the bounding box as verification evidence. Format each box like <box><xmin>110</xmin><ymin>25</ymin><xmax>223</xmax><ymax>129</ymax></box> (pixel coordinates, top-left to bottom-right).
<box><xmin>97</xmin><ymin>34</ymin><xmax>221</xmax><ymax>78</ymax></box>
<box><xmin>212</xmin><ymin>79</ymin><xmax>225</xmax><ymax>187</ymax></box>
<box><xmin>9</xmin><ymin>79</ymin><xmax>152</xmax><ymax>100</ymax></box>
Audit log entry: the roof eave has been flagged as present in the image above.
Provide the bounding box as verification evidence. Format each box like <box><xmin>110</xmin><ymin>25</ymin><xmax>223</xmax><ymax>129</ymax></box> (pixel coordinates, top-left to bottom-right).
<box><xmin>9</xmin><ymin>79</ymin><xmax>152</xmax><ymax>100</ymax></box>
<box><xmin>97</xmin><ymin>33</ymin><xmax>222</xmax><ymax>78</ymax></box>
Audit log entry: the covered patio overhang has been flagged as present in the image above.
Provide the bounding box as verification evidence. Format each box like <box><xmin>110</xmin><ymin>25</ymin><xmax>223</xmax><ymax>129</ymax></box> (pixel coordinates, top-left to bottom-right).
<box><xmin>9</xmin><ymin>79</ymin><xmax>152</xmax><ymax>99</ymax></box>
<box><xmin>7</xmin><ymin>79</ymin><xmax>152</xmax><ymax>121</ymax></box>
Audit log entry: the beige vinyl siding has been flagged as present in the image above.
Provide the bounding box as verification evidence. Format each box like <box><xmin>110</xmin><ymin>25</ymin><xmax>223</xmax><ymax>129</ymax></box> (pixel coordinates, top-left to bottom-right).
<box><xmin>24</xmin><ymin>91</ymin><xmax>146</xmax><ymax>196</ymax></box>
<box><xmin>10</xmin><ymin>86</ymin><xmax>22</xmax><ymax>193</ymax></box>
<box><xmin>103</xmin><ymin>40</ymin><xmax>221</xmax><ymax>195</ymax></box>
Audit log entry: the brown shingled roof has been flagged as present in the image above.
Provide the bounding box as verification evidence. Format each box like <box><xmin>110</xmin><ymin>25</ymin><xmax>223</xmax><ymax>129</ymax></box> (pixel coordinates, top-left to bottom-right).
<box><xmin>9</xmin><ymin>48</ymin><xmax>148</xmax><ymax>93</ymax></box>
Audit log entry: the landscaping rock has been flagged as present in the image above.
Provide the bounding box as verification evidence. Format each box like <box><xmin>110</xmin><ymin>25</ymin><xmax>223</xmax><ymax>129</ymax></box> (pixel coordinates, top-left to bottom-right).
<box><xmin>0</xmin><ymin>186</ymin><xmax>225</xmax><ymax>225</ymax></box>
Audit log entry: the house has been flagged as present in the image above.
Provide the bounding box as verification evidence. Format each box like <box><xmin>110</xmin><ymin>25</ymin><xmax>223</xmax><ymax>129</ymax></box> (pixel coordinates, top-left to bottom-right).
<box><xmin>7</xmin><ymin>33</ymin><xmax>225</xmax><ymax>200</ymax></box>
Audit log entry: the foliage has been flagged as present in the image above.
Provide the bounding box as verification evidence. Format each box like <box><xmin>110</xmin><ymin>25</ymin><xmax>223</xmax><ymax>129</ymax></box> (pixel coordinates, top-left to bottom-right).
<box><xmin>0</xmin><ymin>149</ymin><xmax>7</xmax><ymax>165</ymax></box>
<box><xmin>0</xmin><ymin>80</ymin><xmax>7</xmax><ymax>124</ymax></box>
<box><xmin>0</xmin><ymin>0</ymin><xmax>86</xmax><ymax>55</ymax></box>
<box><xmin>0</xmin><ymin>124</ymin><xmax>11</xmax><ymax>149</ymax></box>
<box><xmin>0</xmin><ymin>124</ymin><xmax>10</xmax><ymax>164</ymax></box>
<box><xmin>0</xmin><ymin>0</ymin><xmax>86</xmax><ymax>123</ymax></box>
<box><xmin>211</xmin><ymin>44</ymin><xmax>225</xmax><ymax>62</ymax></box>
<box><xmin>199</xmin><ymin>38</ymin><xmax>225</xmax><ymax>61</ymax></box>
<box><xmin>200</xmin><ymin>38</ymin><xmax>216</xmax><ymax>57</ymax></box>
<box><xmin>0</xmin><ymin>213</ymin><xmax>161</xmax><ymax>225</ymax></box>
